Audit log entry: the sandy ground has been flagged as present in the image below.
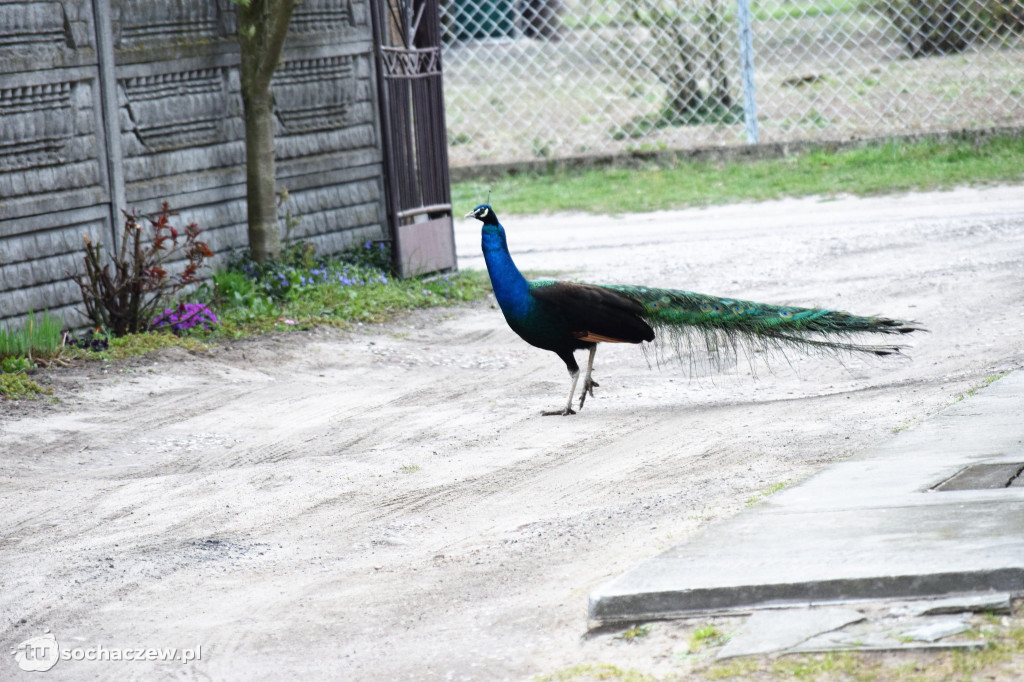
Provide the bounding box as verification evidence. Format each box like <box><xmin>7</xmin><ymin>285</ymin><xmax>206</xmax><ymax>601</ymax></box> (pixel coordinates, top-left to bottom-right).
<box><xmin>2</xmin><ymin>186</ymin><xmax>1024</xmax><ymax>680</ymax></box>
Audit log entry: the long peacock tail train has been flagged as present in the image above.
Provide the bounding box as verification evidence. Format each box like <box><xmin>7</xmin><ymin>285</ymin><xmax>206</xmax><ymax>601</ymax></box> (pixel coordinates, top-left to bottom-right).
<box><xmin>599</xmin><ymin>284</ymin><xmax>923</xmax><ymax>372</ymax></box>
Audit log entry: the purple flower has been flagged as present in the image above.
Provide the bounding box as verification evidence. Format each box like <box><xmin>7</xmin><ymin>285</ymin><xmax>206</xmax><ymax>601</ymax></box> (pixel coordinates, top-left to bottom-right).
<box><xmin>152</xmin><ymin>302</ymin><xmax>219</xmax><ymax>333</ymax></box>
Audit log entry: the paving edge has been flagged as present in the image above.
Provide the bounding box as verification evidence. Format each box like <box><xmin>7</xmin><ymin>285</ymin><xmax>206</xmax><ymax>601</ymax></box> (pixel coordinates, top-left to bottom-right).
<box><xmin>589</xmin><ymin>568</ymin><xmax>1024</xmax><ymax>625</ymax></box>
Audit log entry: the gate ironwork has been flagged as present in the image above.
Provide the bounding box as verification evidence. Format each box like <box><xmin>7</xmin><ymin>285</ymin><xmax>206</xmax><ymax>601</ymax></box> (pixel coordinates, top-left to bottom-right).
<box><xmin>371</xmin><ymin>0</ymin><xmax>456</xmax><ymax>278</ymax></box>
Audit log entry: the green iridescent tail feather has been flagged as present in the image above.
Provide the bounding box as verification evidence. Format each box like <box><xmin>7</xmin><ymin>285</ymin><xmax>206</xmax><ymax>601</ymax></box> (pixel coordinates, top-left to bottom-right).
<box><xmin>600</xmin><ymin>284</ymin><xmax>922</xmax><ymax>369</ymax></box>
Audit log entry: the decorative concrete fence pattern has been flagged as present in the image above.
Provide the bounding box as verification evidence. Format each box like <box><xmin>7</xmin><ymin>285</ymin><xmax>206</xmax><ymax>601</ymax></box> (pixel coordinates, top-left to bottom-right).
<box><xmin>0</xmin><ymin>0</ymin><xmax>387</xmax><ymax>328</ymax></box>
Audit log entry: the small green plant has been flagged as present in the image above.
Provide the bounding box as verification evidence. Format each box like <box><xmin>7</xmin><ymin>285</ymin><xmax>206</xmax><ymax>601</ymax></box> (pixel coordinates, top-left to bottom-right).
<box><xmin>689</xmin><ymin>624</ymin><xmax>728</xmax><ymax>651</ymax></box>
<box><xmin>615</xmin><ymin>623</ymin><xmax>651</xmax><ymax>642</ymax></box>
<box><xmin>950</xmin><ymin>370</ymin><xmax>1011</xmax><ymax>405</ymax></box>
<box><xmin>399</xmin><ymin>464</ymin><xmax>421</xmax><ymax>474</ymax></box>
<box><xmin>1</xmin><ymin>356</ymin><xmax>35</xmax><ymax>373</ymax></box>
<box><xmin>71</xmin><ymin>202</ymin><xmax>214</xmax><ymax>337</ymax></box>
<box><xmin>0</xmin><ymin>309</ymin><xmax>64</xmax><ymax>366</ymax></box>
<box><xmin>105</xmin><ymin>332</ymin><xmax>210</xmax><ymax>360</ymax></box>
<box><xmin>65</xmin><ymin>331</ymin><xmax>210</xmax><ymax>361</ymax></box>
<box><xmin>746</xmin><ymin>480</ymin><xmax>790</xmax><ymax>506</ymax></box>
<box><xmin>0</xmin><ymin>373</ymin><xmax>52</xmax><ymax>400</ymax></box>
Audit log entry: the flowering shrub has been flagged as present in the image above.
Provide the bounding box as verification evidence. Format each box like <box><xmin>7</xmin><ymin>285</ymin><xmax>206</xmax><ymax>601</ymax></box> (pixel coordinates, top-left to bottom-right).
<box><xmin>152</xmin><ymin>302</ymin><xmax>219</xmax><ymax>333</ymax></box>
<box><xmin>228</xmin><ymin>240</ymin><xmax>392</xmax><ymax>301</ymax></box>
<box><xmin>426</xmin><ymin>274</ymin><xmax>466</xmax><ymax>300</ymax></box>
<box><xmin>71</xmin><ymin>203</ymin><xmax>214</xmax><ymax>336</ymax></box>
<box><xmin>64</xmin><ymin>328</ymin><xmax>110</xmax><ymax>352</ymax></box>
<box><xmin>207</xmin><ymin>238</ymin><xmax>487</xmax><ymax>331</ymax></box>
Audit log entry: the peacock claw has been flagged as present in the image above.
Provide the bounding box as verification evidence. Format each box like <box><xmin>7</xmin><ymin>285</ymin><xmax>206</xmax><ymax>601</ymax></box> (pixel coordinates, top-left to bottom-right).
<box><xmin>579</xmin><ymin>378</ymin><xmax>599</xmax><ymax>409</ymax></box>
<box><xmin>542</xmin><ymin>408</ymin><xmax>576</xmax><ymax>416</ymax></box>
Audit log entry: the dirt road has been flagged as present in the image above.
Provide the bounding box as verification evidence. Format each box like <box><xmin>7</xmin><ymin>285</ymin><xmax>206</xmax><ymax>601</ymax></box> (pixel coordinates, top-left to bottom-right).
<box><xmin>2</xmin><ymin>186</ymin><xmax>1023</xmax><ymax>680</ymax></box>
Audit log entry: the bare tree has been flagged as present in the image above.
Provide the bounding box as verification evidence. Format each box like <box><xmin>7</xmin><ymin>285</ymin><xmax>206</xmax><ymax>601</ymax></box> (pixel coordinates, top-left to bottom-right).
<box><xmin>235</xmin><ymin>0</ymin><xmax>298</xmax><ymax>263</ymax></box>
<box><xmin>703</xmin><ymin>0</ymin><xmax>732</xmax><ymax>110</ymax></box>
<box><xmin>883</xmin><ymin>0</ymin><xmax>981</xmax><ymax>57</ymax></box>
<box><xmin>629</xmin><ymin>0</ymin><xmax>732</xmax><ymax>120</ymax></box>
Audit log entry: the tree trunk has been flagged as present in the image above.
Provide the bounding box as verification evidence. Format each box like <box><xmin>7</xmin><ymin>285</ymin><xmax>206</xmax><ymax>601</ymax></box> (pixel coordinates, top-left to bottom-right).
<box><xmin>704</xmin><ymin>0</ymin><xmax>733</xmax><ymax>109</ymax></box>
<box><xmin>889</xmin><ymin>0</ymin><xmax>976</xmax><ymax>57</ymax></box>
<box><xmin>666</xmin><ymin>23</ymin><xmax>702</xmax><ymax>116</ymax></box>
<box><xmin>237</xmin><ymin>0</ymin><xmax>297</xmax><ymax>263</ymax></box>
<box><xmin>241</xmin><ymin>84</ymin><xmax>280</xmax><ymax>264</ymax></box>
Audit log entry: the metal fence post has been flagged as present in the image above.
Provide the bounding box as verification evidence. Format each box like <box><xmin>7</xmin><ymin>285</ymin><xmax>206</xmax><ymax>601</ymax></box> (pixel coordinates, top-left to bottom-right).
<box><xmin>736</xmin><ymin>0</ymin><xmax>759</xmax><ymax>145</ymax></box>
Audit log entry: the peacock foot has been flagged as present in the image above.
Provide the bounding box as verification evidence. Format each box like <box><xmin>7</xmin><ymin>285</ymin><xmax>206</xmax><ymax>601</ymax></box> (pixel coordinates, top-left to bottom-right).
<box><xmin>578</xmin><ymin>379</ymin><xmax>599</xmax><ymax>409</ymax></box>
<box><xmin>542</xmin><ymin>408</ymin><xmax>576</xmax><ymax>416</ymax></box>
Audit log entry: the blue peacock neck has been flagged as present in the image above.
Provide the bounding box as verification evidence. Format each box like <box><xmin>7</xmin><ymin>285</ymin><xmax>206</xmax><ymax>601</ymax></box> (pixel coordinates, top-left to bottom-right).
<box><xmin>481</xmin><ymin>224</ymin><xmax>531</xmax><ymax>317</ymax></box>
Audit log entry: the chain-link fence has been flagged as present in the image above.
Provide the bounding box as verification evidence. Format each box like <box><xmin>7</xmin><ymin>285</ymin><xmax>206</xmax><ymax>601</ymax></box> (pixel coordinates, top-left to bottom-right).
<box><xmin>440</xmin><ymin>0</ymin><xmax>1024</xmax><ymax>165</ymax></box>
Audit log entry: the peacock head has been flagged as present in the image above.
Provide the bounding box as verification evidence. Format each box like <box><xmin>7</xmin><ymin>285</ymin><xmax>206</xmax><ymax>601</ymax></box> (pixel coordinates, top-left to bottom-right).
<box><xmin>465</xmin><ymin>204</ymin><xmax>500</xmax><ymax>226</ymax></box>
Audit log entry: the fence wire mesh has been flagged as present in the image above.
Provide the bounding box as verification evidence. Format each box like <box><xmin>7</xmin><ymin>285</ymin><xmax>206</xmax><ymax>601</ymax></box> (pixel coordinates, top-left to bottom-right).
<box><xmin>440</xmin><ymin>0</ymin><xmax>1024</xmax><ymax>165</ymax></box>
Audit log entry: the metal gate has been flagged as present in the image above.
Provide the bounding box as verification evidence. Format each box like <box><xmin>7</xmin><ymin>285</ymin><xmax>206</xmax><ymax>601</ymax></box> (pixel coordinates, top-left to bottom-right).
<box><xmin>371</xmin><ymin>0</ymin><xmax>456</xmax><ymax>279</ymax></box>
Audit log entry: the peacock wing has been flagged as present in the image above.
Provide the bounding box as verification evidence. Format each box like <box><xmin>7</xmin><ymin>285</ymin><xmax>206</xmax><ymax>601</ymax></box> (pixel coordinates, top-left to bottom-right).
<box><xmin>528</xmin><ymin>281</ymin><xmax>654</xmax><ymax>344</ymax></box>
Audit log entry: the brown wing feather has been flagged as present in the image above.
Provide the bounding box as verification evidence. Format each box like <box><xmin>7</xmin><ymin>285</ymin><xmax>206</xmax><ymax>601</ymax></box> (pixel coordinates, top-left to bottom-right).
<box><xmin>529</xmin><ymin>282</ymin><xmax>655</xmax><ymax>344</ymax></box>
<box><xmin>574</xmin><ymin>332</ymin><xmax>639</xmax><ymax>343</ymax></box>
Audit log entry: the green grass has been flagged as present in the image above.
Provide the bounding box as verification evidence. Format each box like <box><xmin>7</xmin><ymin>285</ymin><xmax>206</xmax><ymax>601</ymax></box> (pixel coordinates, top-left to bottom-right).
<box><xmin>103</xmin><ymin>332</ymin><xmax>211</xmax><ymax>360</ymax></box>
<box><xmin>533</xmin><ymin>663</ymin><xmax>655</xmax><ymax>682</ymax></box>
<box><xmin>0</xmin><ymin>309</ymin><xmax>64</xmax><ymax>364</ymax></box>
<box><xmin>745</xmin><ymin>480</ymin><xmax>791</xmax><ymax>506</ymax></box>
<box><xmin>52</xmin><ymin>271</ymin><xmax>491</xmax><ymax>368</ymax></box>
<box><xmin>949</xmin><ymin>370</ymin><xmax>1012</xmax><ymax>405</ymax></box>
<box><xmin>30</xmin><ymin>243</ymin><xmax>492</xmax><ymax>381</ymax></box>
<box><xmin>195</xmin><ymin>241</ymin><xmax>491</xmax><ymax>338</ymax></box>
<box><xmin>209</xmin><ymin>270</ymin><xmax>490</xmax><ymax>338</ymax></box>
<box><xmin>452</xmin><ymin>135</ymin><xmax>1024</xmax><ymax>216</ymax></box>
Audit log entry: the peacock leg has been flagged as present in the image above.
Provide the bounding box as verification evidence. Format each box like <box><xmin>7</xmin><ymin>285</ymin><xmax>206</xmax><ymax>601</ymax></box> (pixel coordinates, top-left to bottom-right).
<box><xmin>579</xmin><ymin>345</ymin><xmax>600</xmax><ymax>410</ymax></box>
<box><xmin>543</xmin><ymin>368</ymin><xmax>579</xmax><ymax>416</ymax></box>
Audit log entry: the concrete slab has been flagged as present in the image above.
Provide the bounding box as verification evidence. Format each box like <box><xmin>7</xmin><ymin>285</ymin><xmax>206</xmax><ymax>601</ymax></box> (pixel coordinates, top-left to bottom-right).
<box><xmin>903</xmin><ymin>592</ymin><xmax>1013</xmax><ymax>617</ymax></box>
<box><xmin>792</xmin><ymin>624</ymin><xmax>985</xmax><ymax>654</ymax></box>
<box><xmin>900</xmin><ymin>617</ymin><xmax>970</xmax><ymax>642</ymax></box>
<box><xmin>589</xmin><ymin>371</ymin><xmax>1024</xmax><ymax>624</ymax></box>
<box><xmin>716</xmin><ymin>607</ymin><xmax>864</xmax><ymax>659</ymax></box>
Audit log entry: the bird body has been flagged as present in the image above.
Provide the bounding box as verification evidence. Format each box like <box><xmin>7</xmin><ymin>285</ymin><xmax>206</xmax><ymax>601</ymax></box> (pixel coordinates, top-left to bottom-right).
<box><xmin>469</xmin><ymin>204</ymin><xmax>922</xmax><ymax>415</ymax></box>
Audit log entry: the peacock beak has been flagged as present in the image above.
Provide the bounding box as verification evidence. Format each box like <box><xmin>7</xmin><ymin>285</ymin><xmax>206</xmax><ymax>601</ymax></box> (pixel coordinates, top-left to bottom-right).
<box><xmin>464</xmin><ymin>210</ymin><xmax>476</xmax><ymax>218</ymax></box>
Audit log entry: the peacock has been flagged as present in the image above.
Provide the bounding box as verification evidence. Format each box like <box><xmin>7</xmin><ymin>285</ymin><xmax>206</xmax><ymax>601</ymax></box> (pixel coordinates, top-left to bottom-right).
<box><xmin>466</xmin><ymin>204</ymin><xmax>923</xmax><ymax>416</ymax></box>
